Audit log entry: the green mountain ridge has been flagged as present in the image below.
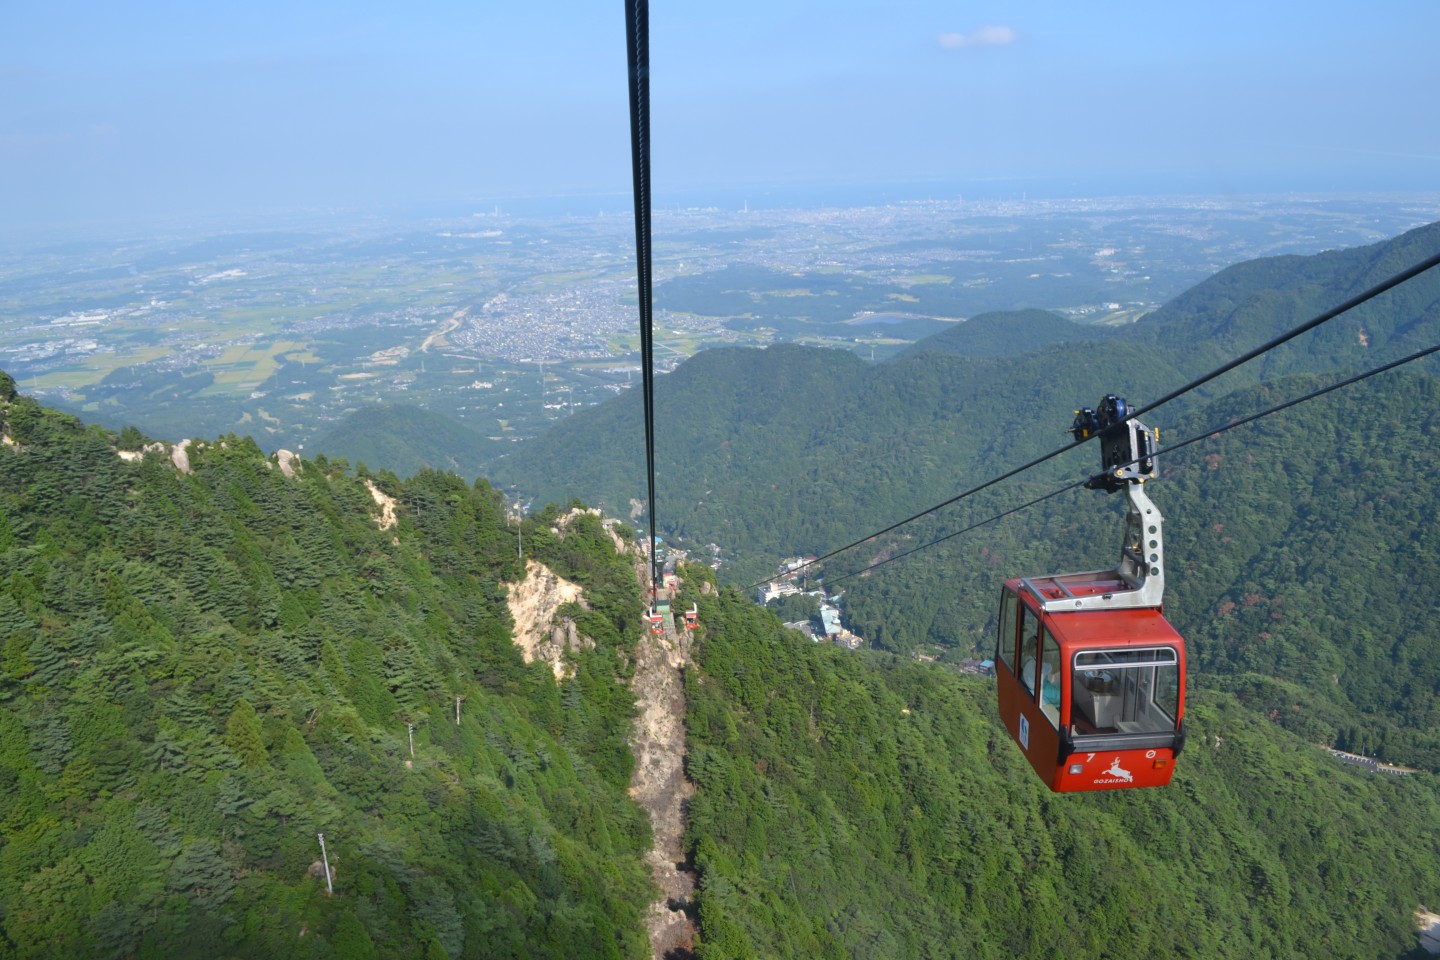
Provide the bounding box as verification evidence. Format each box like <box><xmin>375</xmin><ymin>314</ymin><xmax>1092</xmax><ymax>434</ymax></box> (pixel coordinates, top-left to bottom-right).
<box><xmin>3</xmin><ymin>377</ymin><xmax>1439</xmax><ymax>956</ymax></box>
<box><xmin>894</xmin><ymin>308</ymin><xmax>1115</xmax><ymax>360</ymax></box>
<box><xmin>485</xmin><ymin>335</ymin><xmax>1192</xmax><ymax>576</ymax></box>
<box><xmin>1139</xmin><ymin>221</ymin><xmax>1440</xmax><ymax>379</ymax></box>
<box><xmin>308</xmin><ymin>404</ymin><xmax>500</xmax><ymax>483</ymax></box>
<box><xmin>3</xmin><ymin>221</ymin><xmax>1440</xmax><ymax>958</ymax></box>
<box><xmin>482</xmin><ymin>220</ymin><xmax>1440</xmax><ymax>770</ymax></box>
<box><xmin>487</xmin><ymin>222</ymin><xmax>1440</xmax><ymax>569</ymax></box>
<box><xmin>0</xmin><ymin>376</ymin><xmax>653</xmax><ymax>958</ymax></box>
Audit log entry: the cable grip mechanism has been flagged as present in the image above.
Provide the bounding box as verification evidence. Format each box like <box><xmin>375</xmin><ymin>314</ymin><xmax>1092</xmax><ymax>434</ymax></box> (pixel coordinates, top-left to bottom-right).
<box><xmin>1073</xmin><ymin>395</ymin><xmax>1158</xmax><ymax>493</ymax></box>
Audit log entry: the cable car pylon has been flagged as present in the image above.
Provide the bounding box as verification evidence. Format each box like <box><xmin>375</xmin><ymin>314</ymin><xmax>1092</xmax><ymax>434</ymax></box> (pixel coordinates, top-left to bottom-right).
<box><xmin>994</xmin><ymin>396</ymin><xmax>1187</xmax><ymax>792</ymax></box>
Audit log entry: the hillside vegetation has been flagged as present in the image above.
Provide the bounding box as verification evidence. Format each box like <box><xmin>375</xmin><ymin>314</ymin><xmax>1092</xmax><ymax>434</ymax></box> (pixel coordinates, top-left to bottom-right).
<box><xmin>834</xmin><ymin>372</ymin><xmax>1440</xmax><ymax>763</ymax></box>
<box><xmin>0</xmin><ymin>374</ymin><xmax>652</xmax><ymax>959</ymax></box>
<box><xmin>486</xmin><ymin>222</ymin><xmax>1440</xmax><ymax>771</ymax></box>
<box><xmin>487</xmin><ymin>337</ymin><xmax>1189</xmax><ymax>579</ymax></box>
<box><xmin>488</xmin><ymin>223</ymin><xmax>1440</xmax><ymax>585</ymax></box>
<box><xmin>3</xmin><ymin>220</ymin><xmax>1440</xmax><ymax>958</ymax></box>
<box><xmin>892</xmin><ymin>308</ymin><xmax>1114</xmax><ymax>359</ymax></box>
<box><xmin>1141</xmin><ymin>221</ymin><xmax>1440</xmax><ymax>379</ymax></box>
<box><xmin>684</xmin><ymin>588</ymin><xmax>1440</xmax><ymax>959</ymax></box>
<box><xmin>308</xmin><ymin>404</ymin><xmax>501</xmax><ymax>483</ymax></box>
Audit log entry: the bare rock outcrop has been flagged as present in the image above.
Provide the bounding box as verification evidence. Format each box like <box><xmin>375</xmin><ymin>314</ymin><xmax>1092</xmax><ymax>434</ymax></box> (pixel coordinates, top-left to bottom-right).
<box><xmin>274</xmin><ymin>449</ymin><xmax>301</xmax><ymax>478</ymax></box>
<box><xmin>115</xmin><ymin>439</ymin><xmax>191</xmax><ymax>472</ymax></box>
<box><xmin>116</xmin><ymin>441</ymin><xmax>167</xmax><ymax>463</ymax></box>
<box><xmin>365</xmin><ymin>480</ymin><xmax>399</xmax><ymax>530</ymax></box>
<box><xmin>506</xmin><ymin>559</ymin><xmax>592</xmax><ymax>681</ymax></box>
<box><xmin>630</xmin><ymin>601</ymin><xmax>697</xmax><ymax>958</ymax></box>
<box><xmin>170</xmin><ymin>439</ymin><xmax>192</xmax><ymax>474</ymax></box>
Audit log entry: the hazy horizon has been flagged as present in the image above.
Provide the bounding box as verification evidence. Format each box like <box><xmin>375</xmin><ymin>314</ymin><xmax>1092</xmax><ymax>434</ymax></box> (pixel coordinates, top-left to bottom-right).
<box><xmin>9</xmin><ymin>179</ymin><xmax>1440</xmax><ymax>246</ymax></box>
<box><xmin>5</xmin><ymin>2</ymin><xmax>1438</xmax><ymax>238</ymax></box>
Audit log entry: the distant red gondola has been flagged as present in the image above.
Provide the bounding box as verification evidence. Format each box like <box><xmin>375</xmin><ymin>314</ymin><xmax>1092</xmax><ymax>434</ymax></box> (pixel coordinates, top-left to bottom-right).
<box><xmin>995</xmin><ymin>397</ymin><xmax>1186</xmax><ymax>792</ymax></box>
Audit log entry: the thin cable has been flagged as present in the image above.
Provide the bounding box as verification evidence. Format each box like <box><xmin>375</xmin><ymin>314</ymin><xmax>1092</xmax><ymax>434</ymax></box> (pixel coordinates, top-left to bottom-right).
<box><xmin>826</xmin><ymin>481</ymin><xmax>1087</xmax><ymax>588</ymax></box>
<box><xmin>751</xmin><ymin>248</ymin><xmax>1440</xmax><ymax>591</ymax></box>
<box><xmin>1129</xmin><ymin>249</ymin><xmax>1440</xmax><ymax>421</ymax></box>
<box><xmin>1137</xmin><ymin>340</ymin><xmax>1440</xmax><ymax>463</ymax></box>
<box><xmin>748</xmin><ymin>433</ymin><xmax>1087</xmax><ymax>590</ymax></box>
<box><xmin>625</xmin><ymin>0</ymin><xmax>660</xmax><ymax>595</ymax></box>
<box><xmin>826</xmin><ymin>340</ymin><xmax>1440</xmax><ymax>586</ymax></box>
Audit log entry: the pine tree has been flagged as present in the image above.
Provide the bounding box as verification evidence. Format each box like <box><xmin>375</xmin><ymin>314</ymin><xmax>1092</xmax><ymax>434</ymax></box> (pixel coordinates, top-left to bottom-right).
<box><xmin>225</xmin><ymin>698</ymin><xmax>268</xmax><ymax>769</ymax></box>
<box><xmin>167</xmin><ymin>838</ymin><xmax>236</xmax><ymax>905</ymax></box>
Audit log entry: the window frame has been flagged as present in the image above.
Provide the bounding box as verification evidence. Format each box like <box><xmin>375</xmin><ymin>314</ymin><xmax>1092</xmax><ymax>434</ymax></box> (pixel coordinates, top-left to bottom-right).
<box><xmin>1038</xmin><ymin>627</ymin><xmax>1062</xmax><ymax>728</ymax></box>
<box><xmin>996</xmin><ymin>589</ymin><xmax>1018</xmax><ymax>674</ymax></box>
<box><xmin>1071</xmin><ymin>645</ymin><xmax>1181</xmax><ymax>733</ymax></box>
<box><xmin>1018</xmin><ymin>606</ymin><xmax>1039</xmax><ymax>697</ymax></box>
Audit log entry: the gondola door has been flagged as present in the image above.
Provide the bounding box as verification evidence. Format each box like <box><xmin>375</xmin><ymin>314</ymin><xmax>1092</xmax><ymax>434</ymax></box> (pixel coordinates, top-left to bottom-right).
<box><xmin>994</xmin><ymin>586</ymin><xmax>1063</xmax><ymax>790</ymax></box>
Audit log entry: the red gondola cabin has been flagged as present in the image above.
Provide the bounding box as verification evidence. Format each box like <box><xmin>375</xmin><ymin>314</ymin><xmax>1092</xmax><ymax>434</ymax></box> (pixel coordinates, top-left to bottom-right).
<box><xmin>995</xmin><ymin>576</ymin><xmax>1186</xmax><ymax>791</ymax></box>
<box><xmin>995</xmin><ymin>398</ymin><xmax>1186</xmax><ymax>792</ymax></box>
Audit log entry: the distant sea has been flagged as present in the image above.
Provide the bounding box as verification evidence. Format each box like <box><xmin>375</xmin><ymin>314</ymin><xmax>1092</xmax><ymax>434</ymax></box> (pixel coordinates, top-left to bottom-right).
<box><xmin>12</xmin><ymin>172</ymin><xmax>1434</xmax><ymax>243</ymax></box>
<box><xmin>459</xmin><ymin>171</ymin><xmax>1440</xmax><ymax>219</ymax></box>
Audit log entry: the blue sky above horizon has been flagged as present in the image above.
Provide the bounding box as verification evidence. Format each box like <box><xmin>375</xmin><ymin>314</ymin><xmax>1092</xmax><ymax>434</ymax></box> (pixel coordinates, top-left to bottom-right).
<box><xmin>4</xmin><ymin>1</ymin><xmax>1439</xmax><ymax>233</ymax></box>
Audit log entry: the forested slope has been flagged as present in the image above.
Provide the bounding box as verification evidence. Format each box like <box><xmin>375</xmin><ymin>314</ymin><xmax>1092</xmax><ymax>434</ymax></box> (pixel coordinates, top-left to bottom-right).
<box><xmin>684</xmin><ymin>588</ymin><xmax>1440</xmax><ymax>960</ymax></box>
<box><xmin>486</xmin><ymin>221</ymin><xmax>1440</xmax><ymax>773</ymax></box>
<box><xmin>0</xmin><ymin>374</ymin><xmax>652</xmax><ymax>959</ymax></box>
<box><xmin>835</xmin><ymin>371</ymin><xmax>1440</xmax><ymax>767</ymax></box>
<box><xmin>487</xmin><ymin>337</ymin><xmax>1188</xmax><ymax>580</ymax></box>
<box><xmin>309</xmin><ymin>404</ymin><xmax>500</xmax><ymax>483</ymax></box>
<box><xmin>6</xmin><ymin>219</ymin><xmax>1439</xmax><ymax>959</ymax></box>
<box><xmin>487</xmin><ymin>221</ymin><xmax>1440</xmax><ymax>587</ymax></box>
<box><xmin>893</xmin><ymin>308</ymin><xmax>1114</xmax><ymax>359</ymax></box>
<box><xmin>1139</xmin><ymin>220</ymin><xmax>1440</xmax><ymax>380</ymax></box>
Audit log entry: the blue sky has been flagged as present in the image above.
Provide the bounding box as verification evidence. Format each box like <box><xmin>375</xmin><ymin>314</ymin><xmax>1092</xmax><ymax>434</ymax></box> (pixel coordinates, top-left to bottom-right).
<box><xmin>4</xmin><ymin>1</ymin><xmax>1438</xmax><ymax>232</ymax></box>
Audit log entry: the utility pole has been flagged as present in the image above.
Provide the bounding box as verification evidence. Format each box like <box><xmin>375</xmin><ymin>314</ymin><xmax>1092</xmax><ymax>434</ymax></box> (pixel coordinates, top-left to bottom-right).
<box><xmin>455</xmin><ymin>695</ymin><xmax>464</xmax><ymax>726</ymax></box>
<box><xmin>407</xmin><ymin>723</ymin><xmax>414</xmax><ymax>759</ymax></box>
<box><xmin>317</xmin><ymin>833</ymin><xmax>333</xmax><ymax>895</ymax></box>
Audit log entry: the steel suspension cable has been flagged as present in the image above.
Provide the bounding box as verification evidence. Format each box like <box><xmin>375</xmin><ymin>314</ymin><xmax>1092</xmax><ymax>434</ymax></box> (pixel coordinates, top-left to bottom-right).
<box><xmin>1129</xmin><ymin>249</ymin><xmax>1440</xmax><ymax>422</ymax></box>
<box><xmin>751</xmin><ymin>247</ymin><xmax>1440</xmax><ymax>590</ymax></box>
<box><xmin>826</xmin><ymin>339</ymin><xmax>1440</xmax><ymax>586</ymax></box>
<box><xmin>624</xmin><ymin>0</ymin><xmax>660</xmax><ymax>595</ymax></box>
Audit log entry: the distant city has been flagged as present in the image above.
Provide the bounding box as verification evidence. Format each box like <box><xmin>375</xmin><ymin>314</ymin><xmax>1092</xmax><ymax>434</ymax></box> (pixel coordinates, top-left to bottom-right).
<box><xmin>1</xmin><ymin>192</ymin><xmax>1436</xmax><ymax>453</ymax></box>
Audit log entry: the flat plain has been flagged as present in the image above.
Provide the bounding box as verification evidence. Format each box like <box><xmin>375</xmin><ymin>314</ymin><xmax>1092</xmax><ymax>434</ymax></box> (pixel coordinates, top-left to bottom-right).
<box><xmin>2</xmin><ymin>193</ymin><xmax>1435</xmax><ymax>454</ymax></box>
